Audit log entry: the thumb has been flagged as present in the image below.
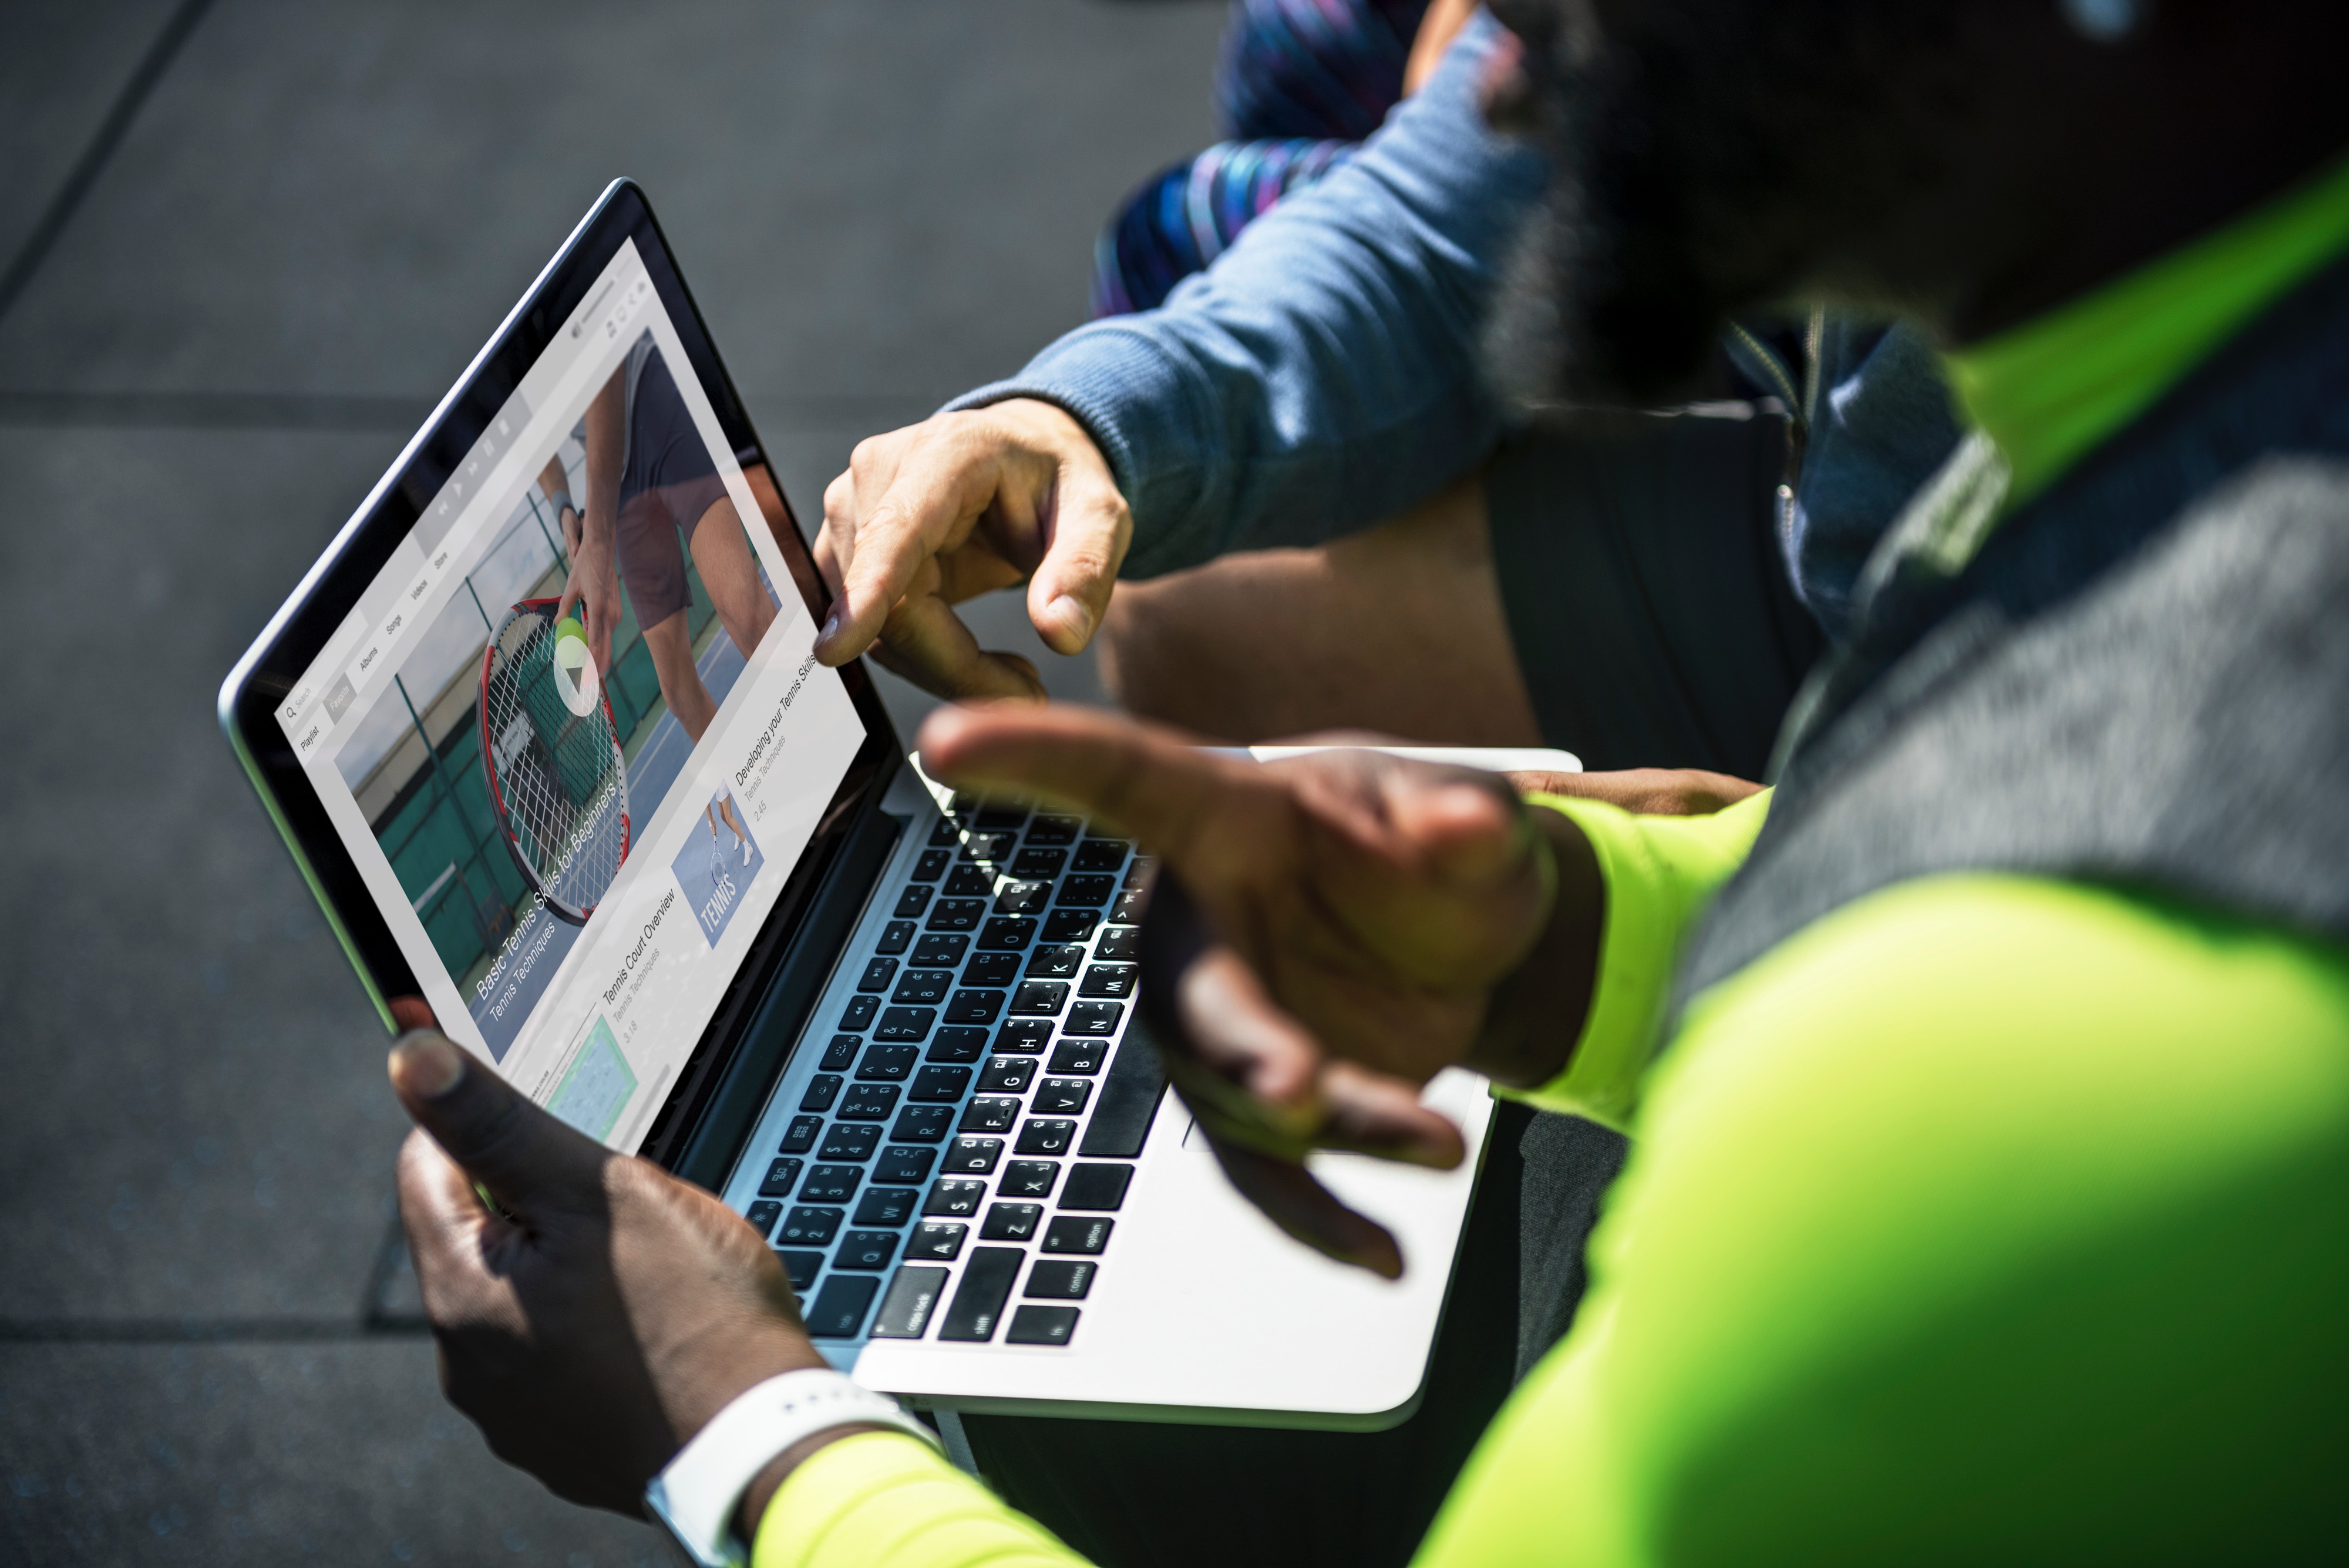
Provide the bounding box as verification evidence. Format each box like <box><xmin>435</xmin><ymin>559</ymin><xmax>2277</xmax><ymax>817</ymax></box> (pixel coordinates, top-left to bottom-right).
<box><xmin>388</xmin><ymin>1031</ymin><xmax>607</xmax><ymax>1214</ymax></box>
<box><xmin>1025</xmin><ymin>465</ymin><xmax>1128</xmax><ymax>655</ymax></box>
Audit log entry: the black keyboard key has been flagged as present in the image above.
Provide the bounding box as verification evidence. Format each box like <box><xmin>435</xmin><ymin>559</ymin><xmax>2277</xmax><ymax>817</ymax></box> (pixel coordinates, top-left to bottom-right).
<box><xmin>857</xmin><ymin>958</ymin><xmax>897</xmax><ymax>993</ymax></box>
<box><xmin>961</xmin><ymin>951</ymin><xmax>1022</xmax><ymax>987</ymax></box>
<box><xmin>993</xmin><ymin>880</ymin><xmax>1050</xmax><ymax>916</ymax></box>
<box><xmin>893</xmin><ymin>885</ymin><xmax>934</xmax><ymax>920</ymax></box>
<box><xmin>1042</xmin><ymin>909</ymin><xmax>1099</xmax><ymax>944</ymax></box>
<box><xmin>891</xmin><ymin>970</ymin><xmax>952</xmax><ymax>1005</ymax></box>
<box><xmin>928</xmin><ymin>899</ymin><xmax>987</xmax><ymax>932</ymax></box>
<box><xmin>1011</xmin><ymin>847</ymin><xmax>1066</xmax><ymax>880</ymax></box>
<box><xmin>877</xmin><ymin>1145</ymin><xmax>938</xmax><ymax>1183</ymax></box>
<box><xmin>819</xmin><ymin>1124</ymin><xmax>883</xmax><ymax>1162</ymax></box>
<box><xmin>981</xmin><ymin>1202</ymin><xmax>1044</xmax><ymax>1240</ymax></box>
<box><xmin>805</xmin><ymin>1275</ymin><xmax>880</xmax><ymax>1338</ymax></box>
<box><xmin>980</xmin><ymin>1056</ymin><xmax>1037</xmax><ymax>1093</ymax></box>
<box><xmin>1034</xmin><ymin>1078</ymin><xmax>1091</xmax><ymax>1115</ymax></box>
<box><xmin>858</xmin><ymin>1043</ymin><xmax>920</xmax><ymax>1080</ymax></box>
<box><xmin>1110</xmin><ymin>889</ymin><xmax>1150</xmax><ymax>924</ymax></box>
<box><xmin>999</xmin><ymin>1161</ymin><xmax>1059</xmax><ymax>1200</ymax></box>
<box><xmin>926</xmin><ymin>1028</ymin><xmax>988</xmax><ymax>1064</ymax></box>
<box><xmin>820</xmin><ymin>1035</ymin><xmax>863</xmax><ymax>1073</ymax></box>
<box><xmin>945</xmin><ymin>864</ymin><xmax>997</xmax><ymax>898</ymax></box>
<box><xmin>1025</xmin><ymin>1260</ymin><xmax>1096</xmax><ymax>1300</ymax></box>
<box><xmin>778</xmin><ymin>1206</ymin><xmax>842</xmax><ymax>1247</ymax></box>
<box><xmin>977</xmin><ymin>916</ymin><xmax>1036</xmax><ymax>951</ymax></box>
<box><xmin>1042</xmin><ymin>1215</ymin><xmax>1113</xmax><ymax>1254</ymax></box>
<box><xmin>995</xmin><ymin>1020</ymin><xmax>1052</xmax><ymax>1054</ymax></box>
<box><xmin>938</xmin><ymin>1247</ymin><xmax>1023</xmax><ymax>1342</ymax></box>
<box><xmin>1065</xmin><ymin>1002</ymin><xmax>1123</xmax><ymax>1037</ymax></box>
<box><xmin>907</xmin><ymin>1222</ymin><xmax>967</xmax><ymax>1262</ymax></box>
<box><xmin>910</xmin><ymin>1065</ymin><xmax>972</xmax><ymax>1102</ymax></box>
<box><xmin>1073</xmin><ymin>840</ymin><xmax>1128</xmax><ymax>873</ymax></box>
<box><xmin>913</xmin><ymin>848</ymin><xmax>952</xmax><ymax>881</ymax></box>
<box><xmin>962</xmin><ymin>832</ymin><xmax>1017</xmax><ymax>863</ymax></box>
<box><xmin>746</xmin><ymin>1200</ymin><xmax>783</xmax><ymax>1236</ymax></box>
<box><xmin>945</xmin><ymin>989</ymin><xmax>1005</xmax><ymax>1025</ymax></box>
<box><xmin>1082</xmin><ymin>1024</ymin><xmax>1167</xmax><ymax>1156</ymax></box>
<box><xmin>813</xmin><ymin>1122</ymin><xmax>879</xmax><ymax>1159</ymax></box>
<box><xmin>852</xmin><ymin>1187</ymin><xmax>920</xmax><ymax>1226</ymax></box>
<box><xmin>838</xmin><ymin>1083</ymin><xmax>900</xmax><ymax>1121</ymax></box>
<box><xmin>876</xmin><ymin>920</ymin><xmax>916</xmax><ymax>955</ymax></box>
<box><xmin>874</xmin><ymin>1010</ymin><xmax>935</xmax><ymax>1045</ymax></box>
<box><xmin>869</xmin><ymin>1264</ymin><xmax>949</xmax><ymax>1339</ymax></box>
<box><xmin>836</xmin><ymin>1231</ymin><xmax>899</xmax><ymax>1271</ymax></box>
<box><xmin>890</xmin><ymin>1106</ymin><xmax>953</xmax><ymax>1145</ymax></box>
<box><xmin>1027</xmin><ymin>815</ymin><xmax>1079</xmax><ymax>846</ymax></box>
<box><xmin>1095</xmin><ymin>926</ymin><xmax>1140</xmax><ymax>961</ymax></box>
<box><xmin>1011</xmin><ymin>980</ymin><xmax>1069</xmax><ymax>1017</ymax></box>
<box><xmin>1125</xmin><ymin>854</ymin><xmax>1157</xmax><ymax>886</ymax></box>
<box><xmin>800</xmin><ymin>1075</ymin><xmax>844</xmax><ymax>1112</ymax></box>
<box><xmin>943</xmin><ymin>1136</ymin><xmax>1004</xmax><ymax>1175</ymax></box>
<box><xmin>1079</xmin><ymin>964</ymin><xmax>1137</xmax><ymax>999</ymax></box>
<box><xmin>1006</xmin><ymin>1305</ymin><xmax>1081</xmax><ymax>1345</ymax></box>
<box><xmin>976</xmin><ymin>805</ymin><xmax>1029</xmax><ymax>830</ymax></box>
<box><xmin>758</xmin><ymin>1158</ymin><xmax>804</xmax><ymax>1198</ymax></box>
<box><xmin>1058</xmin><ymin>875</ymin><xmax>1118</xmax><ymax>908</ymax></box>
<box><xmin>1026</xmin><ymin>944</ymin><xmax>1086</xmax><ymax>981</ymax></box>
<box><xmin>1017</xmin><ymin>1119</ymin><xmax>1078</xmax><ymax>1156</ymax></box>
<box><xmin>775</xmin><ymin>1249</ymin><xmax>822</xmax><ymax>1291</ymax></box>
<box><xmin>928</xmin><ymin>817</ymin><xmax>963</xmax><ymax>847</ymax></box>
<box><xmin>1049</xmin><ymin>1039</ymin><xmax>1106</xmax><ymax>1075</ymax></box>
<box><xmin>924</xmin><ymin>1179</ymin><xmax>987</xmax><ymax>1217</ymax></box>
<box><xmin>913</xmin><ymin>934</ymin><xmax>968</xmax><ymax>967</ymax></box>
<box><xmin>1059</xmin><ymin>1163</ymin><xmax>1133</xmax><ymax>1210</ymax></box>
<box><xmin>839</xmin><ymin>995</ymin><xmax>881</xmax><ymax>1031</ymax></box>
<box><xmin>799</xmin><ymin>1166</ymin><xmax>862</xmax><ymax>1204</ymax></box>
<box><xmin>781</xmin><ymin>1115</ymin><xmax>824</xmax><ymax>1154</ymax></box>
<box><xmin>958</xmin><ymin>1097</ymin><xmax>1020</xmax><ymax>1133</ymax></box>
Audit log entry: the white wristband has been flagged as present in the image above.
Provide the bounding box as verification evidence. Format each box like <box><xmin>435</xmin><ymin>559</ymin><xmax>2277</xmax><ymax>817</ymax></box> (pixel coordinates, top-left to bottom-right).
<box><xmin>644</xmin><ymin>1370</ymin><xmax>938</xmax><ymax>1568</ymax></box>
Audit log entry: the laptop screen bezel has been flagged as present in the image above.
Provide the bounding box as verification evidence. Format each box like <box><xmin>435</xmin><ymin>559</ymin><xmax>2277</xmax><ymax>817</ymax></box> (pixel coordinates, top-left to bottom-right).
<box><xmin>218</xmin><ymin>178</ymin><xmax>902</xmax><ymax>1170</ymax></box>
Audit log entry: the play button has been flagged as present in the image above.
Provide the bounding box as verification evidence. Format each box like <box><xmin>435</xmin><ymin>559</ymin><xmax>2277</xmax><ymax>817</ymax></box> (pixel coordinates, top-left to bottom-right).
<box><xmin>551</xmin><ymin>623</ymin><xmax>600</xmax><ymax>716</ymax></box>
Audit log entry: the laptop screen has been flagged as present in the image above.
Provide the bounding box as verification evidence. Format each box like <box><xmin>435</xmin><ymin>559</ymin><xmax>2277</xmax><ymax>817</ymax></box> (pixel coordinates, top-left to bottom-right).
<box><xmin>268</xmin><ymin>234</ymin><xmax>868</xmax><ymax>1153</ymax></box>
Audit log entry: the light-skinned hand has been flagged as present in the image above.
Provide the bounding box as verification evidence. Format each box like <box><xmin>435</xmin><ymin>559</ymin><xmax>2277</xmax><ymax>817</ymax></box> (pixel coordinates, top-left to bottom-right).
<box><xmin>813</xmin><ymin>399</ymin><xmax>1131</xmax><ymax>701</ymax></box>
<box><xmin>916</xmin><ymin>704</ymin><xmax>1604</xmax><ymax>1278</ymax></box>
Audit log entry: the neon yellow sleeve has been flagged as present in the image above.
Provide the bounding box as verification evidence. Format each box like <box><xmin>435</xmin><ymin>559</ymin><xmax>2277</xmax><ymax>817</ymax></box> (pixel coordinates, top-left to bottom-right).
<box><xmin>1416</xmin><ymin>876</ymin><xmax>2349</xmax><ymax>1565</ymax></box>
<box><xmin>752</xmin><ymin>1432</ymin><xmax>1085</xmax><ymax>1568</ymax></box>
<box><xmin>1504</xmin><ymin>790</ymin><xmax>1770</xmax><ymax>1129</ymax></box>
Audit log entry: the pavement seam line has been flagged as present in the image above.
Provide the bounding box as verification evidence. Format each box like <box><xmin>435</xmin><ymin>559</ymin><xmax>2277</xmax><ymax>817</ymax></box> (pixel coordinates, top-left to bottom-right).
<box><xmin>0</xmin><ymin>0</ymin><xmax>218</xmax><ymax>325</ymax></box>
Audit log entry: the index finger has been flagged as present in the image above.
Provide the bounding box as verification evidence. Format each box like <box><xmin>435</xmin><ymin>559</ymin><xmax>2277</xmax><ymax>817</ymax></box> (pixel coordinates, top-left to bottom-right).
<box><xmin>916</xmin><ymin>703</ymin><xmax>1265</xmax><ymax>864</ymax></box>
<box><xmin>817</xmin><ymin>440</ymin><xmax>999</xmax><ymax>665</ymax></box>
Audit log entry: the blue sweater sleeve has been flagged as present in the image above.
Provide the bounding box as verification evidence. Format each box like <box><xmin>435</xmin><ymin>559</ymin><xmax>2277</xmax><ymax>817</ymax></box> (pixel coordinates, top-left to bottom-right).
<box><xmin>943</xmin><ymin>12</ymin><xmax>1548</xmax><ymax>578</ymax></box>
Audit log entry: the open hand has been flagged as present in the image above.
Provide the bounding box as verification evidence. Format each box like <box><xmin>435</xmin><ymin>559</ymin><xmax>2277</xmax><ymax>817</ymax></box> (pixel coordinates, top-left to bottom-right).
<box><xmin>812</xmin><ymin>399</ymin><xmax>1132</xmax><ymax>701</ymax></box>
<box><xmin>388</xmin><ymin>1029</ymin><xmax>823</xmax><ymax>1513</ymax></box>
<box><xmin>917</xmin><ymin>705</ymin><xmax>1601</xmax><ymax>1277</ymax></box>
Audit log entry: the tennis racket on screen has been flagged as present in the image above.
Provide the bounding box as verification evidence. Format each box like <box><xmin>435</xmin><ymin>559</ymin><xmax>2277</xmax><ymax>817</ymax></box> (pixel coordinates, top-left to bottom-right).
<box><xmin>479</xmin><ymin>597</ymin><xmax>631</xmax><ymax>926</ymax></box>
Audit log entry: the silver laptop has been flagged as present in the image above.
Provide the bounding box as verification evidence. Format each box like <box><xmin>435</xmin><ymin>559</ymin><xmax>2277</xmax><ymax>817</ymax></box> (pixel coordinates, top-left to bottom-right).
<box><xmin>219</xmin><ymin>180</ymin><xmax>1574</xmax><ymax>1431</ymax></box>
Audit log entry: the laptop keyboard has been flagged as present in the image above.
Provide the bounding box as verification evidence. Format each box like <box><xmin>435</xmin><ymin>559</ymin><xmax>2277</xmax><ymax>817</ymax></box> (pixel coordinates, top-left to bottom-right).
<box><xmin>731</xmin><ymin>798</ymin><xmax>1160</xmax><ymax>1350</ymax></box>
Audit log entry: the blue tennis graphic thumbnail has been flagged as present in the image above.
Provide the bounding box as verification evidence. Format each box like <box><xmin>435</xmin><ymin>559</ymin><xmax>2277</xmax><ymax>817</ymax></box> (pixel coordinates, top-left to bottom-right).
<box><xmin>671</xmin><ymin>784</ymin><xmax>762</xmax><ymax>946</ymax></box>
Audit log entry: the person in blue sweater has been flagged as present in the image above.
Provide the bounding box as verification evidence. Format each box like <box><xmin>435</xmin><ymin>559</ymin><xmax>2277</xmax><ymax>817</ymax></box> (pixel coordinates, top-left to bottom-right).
<box><xmin>809</xmin><ymin>11</ymin><xmax>1960</xmax><ymax>779</ymax></box>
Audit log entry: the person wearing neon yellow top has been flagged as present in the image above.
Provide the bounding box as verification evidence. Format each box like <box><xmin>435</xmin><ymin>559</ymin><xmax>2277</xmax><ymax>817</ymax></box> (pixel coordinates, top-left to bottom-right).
<box><xmin>382</xmin><ymin>0</ymin><xmax>2349</xmax><ymax>1559</ymax></box>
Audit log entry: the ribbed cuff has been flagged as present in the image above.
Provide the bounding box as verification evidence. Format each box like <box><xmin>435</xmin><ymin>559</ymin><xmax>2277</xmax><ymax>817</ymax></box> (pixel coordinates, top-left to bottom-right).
<box><xmin>753</xmin><ymin>1431</ymin><xmax>1079</xmax><ymax>1568</ymax></box>
<box><xmin>1500</xmin><ymin>791</ymin><xmax>1772</xmax><ymax>1129</ymax></box>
